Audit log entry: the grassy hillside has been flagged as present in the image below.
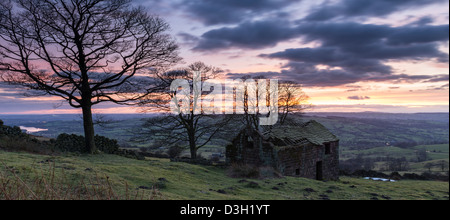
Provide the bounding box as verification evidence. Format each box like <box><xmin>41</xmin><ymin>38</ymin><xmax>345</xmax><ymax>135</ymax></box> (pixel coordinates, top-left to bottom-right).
<box><xmin>341</xmin><ymin>144</ymin><xmax>449</xmax><ymax>173</ymax></box>
<box><xmin>1</xmin><ymin>151</ymin><xmax>448</xmax><ymax>200</ymax></box>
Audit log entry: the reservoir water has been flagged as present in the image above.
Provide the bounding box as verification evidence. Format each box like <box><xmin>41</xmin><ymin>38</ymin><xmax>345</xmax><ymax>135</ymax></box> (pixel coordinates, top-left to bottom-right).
<box><xmin>19</xmin><ymin>126</ymin><xmax>49</xmax><ymax>133</ymax></box>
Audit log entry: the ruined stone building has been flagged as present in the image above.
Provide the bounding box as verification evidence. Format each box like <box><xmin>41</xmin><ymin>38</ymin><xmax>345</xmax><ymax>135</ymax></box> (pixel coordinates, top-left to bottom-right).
<box><xmin>226</xmin><ymin>120</ymin><xmax>339</xmax><ymax>180</ymax></box>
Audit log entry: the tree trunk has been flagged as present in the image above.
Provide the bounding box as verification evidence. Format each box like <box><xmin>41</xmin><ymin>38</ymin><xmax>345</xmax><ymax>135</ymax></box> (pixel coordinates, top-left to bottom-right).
<box><xmin>188</xmin><ymin>130</ymin><xmax>197</xmax><ymax>159</ymax></box>
<box><xmin>82</xmin><ymin>104</ymin><xmax>96</xmax><ymax>154</ymax></box>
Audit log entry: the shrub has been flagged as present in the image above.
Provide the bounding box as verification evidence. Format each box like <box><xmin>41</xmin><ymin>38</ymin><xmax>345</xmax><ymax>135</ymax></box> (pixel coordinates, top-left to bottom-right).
<box><xmin>95</xmin><ymin>135</ymin><xmax>120</xmax><ymax>154</ymax></box>
<box><xmin>55</xmin><ymin>133</ymin><xmax>86</xmax><ymax>153</ymax></box>
<box><xmin>54</xmin><ymin>133</ymin><xmax>120</xmax><ymax>154</ymax></box>
<box><xmin>0</xmin><ymin>122</ymin><xmax>53</xmax><ymax>154</ymax></box>
<box><xmin>0</xmin><ymin>124</ymin><xmax>26</xmax><ymax>138</ymax></box>
<box><xmin>167</xmin><ymin>145</ymin><xmax>184</xmax><ymax>158</ymax></box>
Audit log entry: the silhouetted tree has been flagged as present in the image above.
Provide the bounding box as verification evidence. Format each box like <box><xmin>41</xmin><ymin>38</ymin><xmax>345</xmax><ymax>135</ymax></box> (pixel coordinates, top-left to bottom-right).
<box><xmin>140</xmin><ymin>62</ymin><xmax>230</xmax><ymax>159</ymax></box>
<box><xmin>278</xmin><ymin>81</ymin><xmax>311</xmax><ymax>125</ymax></box>
<box><xmin>0</xmin><ymin>0</ymin><xmax>180</xmax><ymax>153</ymax></box>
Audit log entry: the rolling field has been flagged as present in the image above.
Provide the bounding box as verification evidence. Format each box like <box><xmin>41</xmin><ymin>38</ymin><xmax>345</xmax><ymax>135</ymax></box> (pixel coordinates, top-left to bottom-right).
<box><xmin>1</xmin><ymin>151</ymin><xmax>448</xmax><ymax>200</ymax></box>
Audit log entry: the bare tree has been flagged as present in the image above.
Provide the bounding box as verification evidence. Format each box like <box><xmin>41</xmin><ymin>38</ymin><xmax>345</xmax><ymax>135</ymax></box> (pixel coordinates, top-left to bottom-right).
<box><xmin>231</xmin><ymin>77</ymin><xmax>309</xmax><ymax>127</ymax></box>
<box><xmin>230</xmin><ymin>75</ymin><xmax>280</xmax><ymax>129</ymax></box>
<box><xmin>278</xmin><ymin>81</ymin><xmax>311</xmax><ymax>125</ymax></box>
<box><xmin>0</xmin><ymin>0</ymin><xmax>180</xmax><ymax>153</ymax></box>
<box><xmin>140</xmin><ymin>62</ymin><xmax>230</xmax><ymax>159</ymax></box>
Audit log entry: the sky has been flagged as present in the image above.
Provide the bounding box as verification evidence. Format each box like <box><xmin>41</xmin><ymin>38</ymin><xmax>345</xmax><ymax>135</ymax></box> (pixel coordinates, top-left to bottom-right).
<box><xmin>0</xmin><ymin>0</ymin><xmax>449</xmax><ymax>114</ymax></box>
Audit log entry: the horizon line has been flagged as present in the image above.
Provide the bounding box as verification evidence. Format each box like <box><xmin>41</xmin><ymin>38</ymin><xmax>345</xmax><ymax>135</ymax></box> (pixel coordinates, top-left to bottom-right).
<box><xmin>1</xmin><ymin>111</ymin><xmax>449</xmax><ymax>116</ymax></box>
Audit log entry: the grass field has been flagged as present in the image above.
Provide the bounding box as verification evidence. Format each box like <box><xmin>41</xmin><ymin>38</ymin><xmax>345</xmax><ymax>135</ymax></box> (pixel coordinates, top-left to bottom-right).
<box><xmin>1</xmin><ymin>150</ymin><xmax>448</xmax><ymax>200</ymax></box>
<box><xmin>341</xmin><ymin>144</ymin><xmax>449</xmax><ymax>172</ymax></box>
<box><xmin>342</xmin><ymin>144</ymin><xmax>449</xmax><ymax>160</ymax></box>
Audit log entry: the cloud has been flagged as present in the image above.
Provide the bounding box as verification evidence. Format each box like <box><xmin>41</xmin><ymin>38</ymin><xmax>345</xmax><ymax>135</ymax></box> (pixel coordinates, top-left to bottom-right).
<box><xmin>427</xmin><ymin>83</ymin><xmax>450</xmax><ymax>91</ymax></box>
<box><xmin>177</xmin><ymin>32</ymin><xmax>200</xmax><ymax>47</ymax></box>
<box><xmin>408</xmin><ymin>16</ymin><xmax>436</xmax><ymax>26</ymax></box>
<box><xmin>0</xmin><ymin>82</ymin><xmax>138</xmax><ymax>114</ymax></box>
<box><xmin>422</xmin><ymin>74</ymin><xmax>449</xmax><ymax>83</ymax></box>
<box><xmin>227</xmin><ymin>61</ymin><xmax>447</xmax><ymax>87</ymax></box>
<box><xmin>348</xmin><ymin>96</ymin><xmax>371</xmax><ymax>100</ymax></box>
<box><xmin>193</xmin><ymin>16</ymin><xmax>449</xmax><ymax>61</ymax></box>
<box><xmin>176</xmin><ymin>0</ymin><xmax>295</xmax><ymax>25</ymax></box>
<box><xmin>290</xmin><ymin>22</ymin><xmax>449</xmax><ymax>60</ymax></box>
<box><xmin>309</xmin><ymin>104</ymin><xmax>450</xmax><ymax>113</ymax></box>
<box><xmin>387</xmin><ymin>25</ymin><xmax>450</xmax><ymax>48</ymax></box>
<box><xmin>193</xmin><ymin>19</ymin><xmax>299</xmax><ymax>51</ymax></box>
<box><xmin>255</xmin><ymin>22</ymin><xmax>449</xmax><ymax>87</ymax></box>
<box><xmin>177</xmin><ymin>0</ymin><xmax>448</xmax><ymax>51</ymax></box>
<box><xmin>0</xmin><ymin>84</ymin><xmax>27</xmax><ymax>99</ymax></box>
<box><xmin>304</xmin><ymin>0</ymin><xmax>447</xmax><ymax>21</ymax></box>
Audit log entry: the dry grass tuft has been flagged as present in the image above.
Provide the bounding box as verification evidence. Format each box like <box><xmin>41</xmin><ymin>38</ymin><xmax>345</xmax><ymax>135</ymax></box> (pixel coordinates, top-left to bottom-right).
<box><xmin>0</xmin><ymin>161</ymin><xmax>163</xmax><ymax>200</ymax></box>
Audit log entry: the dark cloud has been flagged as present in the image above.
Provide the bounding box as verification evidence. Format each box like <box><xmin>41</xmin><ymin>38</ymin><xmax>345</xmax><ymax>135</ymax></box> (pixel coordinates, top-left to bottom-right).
<box><xmin>176</xmin><ymin>0</ymin><xmax>295</xmax><ymax>25</ymax></box>
<box><xmin>227</xmin><ymin>62</ymin><xmax>447</xmax><ymax>87</ymax></box>
<box><xmin>255</xmin><ymin>22</ymin><xmax>449</xmax><ymax>87</ymax></box>
<box><xmin>0</xmin><ymin>84</ymin><xmax>27</xmax><ymax>99</ymax></box>
<box><xmin>0</xmin><ymin>98</ymin><xmax>59</xmax><ymax>113</ymax></box>
<box><xmin>304</xmin><ymin>0</ymin><xmax>447</xmax><ymax>21</ymax></box>
<box><xmin>0</xmin><ymin>83</ymin><xmax>60</xmax><ymax>113</ymax></box>
<box><xmin>193</xmin><ymin>19</ymin><xmax>299</xmax><ymax>51</ymax></box>
<box><xmin>423</xmin><ymin>74</ymin><xmax>449</xmax><ymax>83</ymax></box>
<box><xmin>226</xmin><ymin>71</ymin><xmax>281</xmax><ymax>80</ymax></box>
<box><xmin>387</xmin><ymin>25</ymin><xmax>449</xmax><ymax>47</ymax></box>
<box><xmin>193</xmin><ymin>18</ymin><xmax>449</xmax><ymax>62</ymax></box>
<box><xmin>177</xmin><ymin>32</ymin><xmax>200</xmax><ymax>47</ymax></box>
<box><xmin>278</xmin><ymin>62</ymin><xmax>373</xmax><ymax>87</ymax></box>
<box><xmin>426</xmin><ymin>83</ymin><xmax>449</xmax><ymax>90</ymax></box>
<box><xmin>263</xmin><ymin>47</ymin><xmax>393</xmax><ymax>75</ymax></box>
<box><xmin>408</xmin><ymin>16</ymin><xmax>436</xmax><ymax>26</ymax></box>
<box><xmin>279</xmin><ymin>64</ymin><xmax>435</xmax><ymax>87</ymax></box>
<box><xmin>292</xmin><ymin>22</ymin><xmax>449</xmax><ymax>60</ymax></box>
<box><xmin>348</xmin><ymin>96</ymin><xmax>371</xmax><ymax>100</ymax></box>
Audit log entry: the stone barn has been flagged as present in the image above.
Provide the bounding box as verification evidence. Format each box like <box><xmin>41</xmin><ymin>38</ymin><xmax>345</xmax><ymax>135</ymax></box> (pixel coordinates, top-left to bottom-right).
<box><xmin>226</xmin><ymin>120</ymin><xmax>339</xmax><ymax>180</ymax></box>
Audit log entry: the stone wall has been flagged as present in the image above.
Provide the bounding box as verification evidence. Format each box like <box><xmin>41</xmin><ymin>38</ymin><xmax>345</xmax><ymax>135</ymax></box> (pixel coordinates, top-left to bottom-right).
<box><xmin>276</xmin><ymin>143</ymin><xmax>317</xmax><ymax>179</ymax></box>
<box><xmin>276</xmin><ymin>141</ymin><xmax>339</xmax><ymax>180</ymax></box>
<box><xmin>226</xmin><ymin>128</ymin><xmax>340</xmax><ymax>181</ymax></box>
<box><xmin>323</xmin><ymin>141</ymin><xmax>340</xmax><ymax>180</ymax></box>
<box><xmin>226</xmin><ymin>129</ymin><xmax>277</xmax><ymax>167</ymax></box>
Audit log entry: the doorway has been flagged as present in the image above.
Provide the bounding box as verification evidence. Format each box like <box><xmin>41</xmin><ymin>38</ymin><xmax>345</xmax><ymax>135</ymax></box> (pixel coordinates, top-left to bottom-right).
<box><xmin>316</xmin><ymin>161</ymin><xmax>323</xmax><ymax>180</ymax></box>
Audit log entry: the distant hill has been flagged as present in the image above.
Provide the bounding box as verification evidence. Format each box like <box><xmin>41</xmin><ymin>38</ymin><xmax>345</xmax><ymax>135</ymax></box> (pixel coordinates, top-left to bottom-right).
<box><xmin>0</xmin><ymin>114</ymin><xmax>153</xmax><ymax>123</ymax></box>
<box><xmin>1</xmin><ymin>112</ymin><xmax>449</xmax><ymax>149</ymax></box>
<box><xmin>305</xmin><ymin>112</ymin><xmax>449</xmax><ymax>123</ymax></box>
<box><xmin>2</xmin><ymin>112</ymin><xmax>448</xmax><ymax>124</ymax></box>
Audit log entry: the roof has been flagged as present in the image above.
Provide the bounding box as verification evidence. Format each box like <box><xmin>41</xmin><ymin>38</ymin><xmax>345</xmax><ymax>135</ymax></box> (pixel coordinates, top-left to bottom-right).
<box><xmin>260</xmin><ymin>120</ymin><xmax>339</xmax><ymax>146</ymax></box>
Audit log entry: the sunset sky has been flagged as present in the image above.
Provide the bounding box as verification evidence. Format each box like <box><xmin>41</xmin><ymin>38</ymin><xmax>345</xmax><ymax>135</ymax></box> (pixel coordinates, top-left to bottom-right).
<box><xmin>0</xmin><ymin>0</ymin><xmax>449</xmax><ymax>114</ymax></box>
